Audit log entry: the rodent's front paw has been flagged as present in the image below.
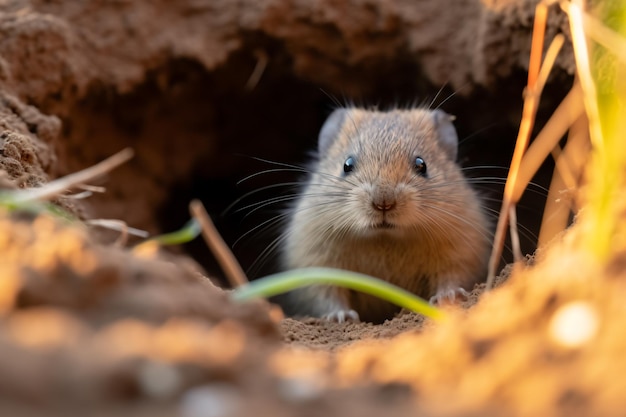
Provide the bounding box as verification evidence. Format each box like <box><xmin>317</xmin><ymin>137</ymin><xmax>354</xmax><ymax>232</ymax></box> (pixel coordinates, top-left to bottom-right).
<box><xmin>429</xmin><ymin>287</ymin><xmax>471</xmax><ymax>306</ymax></box>
<box><xmin>322</xmin><ymin>309</ymin><xmax>360</xmax><ymax>323</ymax></box>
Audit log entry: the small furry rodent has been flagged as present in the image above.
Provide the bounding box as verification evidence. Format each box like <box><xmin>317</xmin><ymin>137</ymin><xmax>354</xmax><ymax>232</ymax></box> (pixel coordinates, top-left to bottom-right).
<box><xmin>279</xmin><ymin>107</ymin><xmax>491</xmax><ymax>324</ymax></box>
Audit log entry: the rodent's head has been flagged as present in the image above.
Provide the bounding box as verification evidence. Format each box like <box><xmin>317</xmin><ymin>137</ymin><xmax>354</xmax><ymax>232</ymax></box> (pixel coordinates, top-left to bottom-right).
<box><xmin>310</xmin><ymin>107</ymin><xmax>472</xmax><ymax>238</ymax></box>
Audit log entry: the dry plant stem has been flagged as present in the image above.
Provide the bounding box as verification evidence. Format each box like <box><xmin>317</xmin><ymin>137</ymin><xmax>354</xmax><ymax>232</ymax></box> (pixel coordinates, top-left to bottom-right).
<box><xmin>538</xmin><ymin>114</ymin><xmax>589</xmax><ymax>247</ymax></box>
<box><xmin>64</xmin><ymin>191</ymin><xmax>93</xmax><ymax>200</ymax></box>
<box><xmin>9</xmin><ymin>148</ymin><xmax>134</xmax><ymax>204</ymax></box>
<box><xmin>486</xmin><ymin>2</ymin><xmax>549</xmax><ymax>289</ymax></box>
<box><xmin>86</xmin><ymin>219</ymin><xmax>149</xmax><ymax>241</ymax></box>
<box><xmin>509</xmin><ymin>206</ymin><xmax>522</xmax><ymax>262</ymax></box>
<box><xmin>550</xmin><ymin>111</ymin><xmax>588</xmax><ymax>196</ymax></box>
<box><xmin>549</xmin><ymin>146</ymin><xmax>576</xmax><ymax>192</ymax></box>
<box><xmin>114</xmin><ymin>223</ymin><xmax>128</xmax><ymax>247</ymax></box>
<box><xmin>538</xmin><ymin>154</ymin><xmax>569</xmax><ymax>247</ymax></box>
<box><xmin>76</xmin><ymin>184</ymin><xmax>106</xmax><ymax>193</ymax></box>
<box><xmin>513</xmin><ymin>83</ymin><xmax>584</xmax><ymax>201</ymax></box>
<box><xmin>246</xmin><ymin>49</ymin><xmax>268</xmax><ymax>90</ymax></box>
<box><xmin>562</xmin><ymin>0</ymin><xmax>604</xmax><ymax>152</ymax></box>
<box><xmin>536</xmin><ymin>35</ymin><xmax>565</xmax><ymax>90</ymax></box>
<box><xmin>579</xmin><ymin>7</ymin><xmax>626</xmax><ymax>65</ymax></box>
<box><xmin>503</xmin><ymin>33</ymin><xmax>565</xmax><ymax>261</ymax></box>
<box><xmin>527</xmin><ymin>2</ymin><xmax>549</xmax><ymax>87</ymax></box>
<box><xmin>561</xmin><ymin>113</ymin><xmax>591</xmax><ymax>212</ymax></box>
<box><xmin>190</xmin><ymin>199</ymin><xmax>249</xmax><ymax>287</ymax></box>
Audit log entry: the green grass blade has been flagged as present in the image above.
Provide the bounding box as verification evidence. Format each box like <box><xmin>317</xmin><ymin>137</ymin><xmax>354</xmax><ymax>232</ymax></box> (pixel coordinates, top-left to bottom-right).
<box><xmin>587</xmin><ymin>0</ymin><xmax>626</xmax><ymax>258</ymax></box>
<box><xmin>0</xmin><ymin>195</ymin><xmax>76</xmax><ymax>221</ymax></box>
<box><xmin>231</xmin><ymin>267</ymin><xmax>447</xmax><ymax>321</ymax></box>
<box><xmin>149</xmin><ymin>218</ymin><xmax>202</xmax><ymax>246</ymax></box>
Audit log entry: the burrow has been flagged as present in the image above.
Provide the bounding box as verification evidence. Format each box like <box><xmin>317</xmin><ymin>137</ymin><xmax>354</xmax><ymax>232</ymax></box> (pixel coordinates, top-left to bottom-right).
<box><xmin>51</xmin><ymin>40</ymin><xmax>571</xmax><ymax>284</ymax></box>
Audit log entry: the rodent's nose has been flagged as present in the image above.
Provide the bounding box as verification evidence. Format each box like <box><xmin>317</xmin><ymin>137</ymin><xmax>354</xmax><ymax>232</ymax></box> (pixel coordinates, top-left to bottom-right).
<box><xmin>372</xmin><ymin>186</ymin><xmax>397</xmax><ymax>212</ymax></box>
<box><xmin>372</xmin><ymin>199</ymin><xmax>396</xmax><ymax>212</ymax></box>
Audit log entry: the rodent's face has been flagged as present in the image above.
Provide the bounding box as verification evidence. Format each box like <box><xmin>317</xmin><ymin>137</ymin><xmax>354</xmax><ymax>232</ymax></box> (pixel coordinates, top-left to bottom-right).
<box><xmin>311</xmin><ymin>108</ymin><xmax>467</xmax><ymax>238</ymax></box>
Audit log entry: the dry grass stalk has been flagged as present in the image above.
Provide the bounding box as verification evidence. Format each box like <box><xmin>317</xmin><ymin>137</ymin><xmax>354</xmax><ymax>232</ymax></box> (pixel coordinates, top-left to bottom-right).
<box><xmin>190</xmin><ymin>199</ymin><xmax>249</xmax><ymax>288</ymax></box>
<box><xmin>537</xmin><ymin>112</ymin><xmax>589</xmax><ymax>247</ymax></box>
<box><xmin>7</xmin><ymin>148</ymin><xmax>134</xmax><ymax>204</ymax></box>
<box><xmin>486</xmin><ymin>2</ymin><xmax>553</xmax><ymax>289</ymax></box>
<box><xmin>85</xmin><ymin>219</ymin><xmax>150</xmax><ymax>247</ymax></box>
<box><xmin>561</xmin><ymin>1</ymin><xmax>603</xmax><ymax>152</ymax></box>
<box><xmin>513</xmin><ymin>83</ymin><xmax>584</xmax><ymax>202</ymax></box>
<box><xmin>561</xmin><ymin>0</ymin><xmax>623</xmax><ymax>259</ymax></box>
<box><xmin>76</xmin><ymin>184</ymin><xmax>107</xmax><ymax>193</ymax></box>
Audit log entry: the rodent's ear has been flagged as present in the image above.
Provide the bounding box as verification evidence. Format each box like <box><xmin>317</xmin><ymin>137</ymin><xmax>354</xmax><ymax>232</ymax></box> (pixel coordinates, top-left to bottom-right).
<box><xmin>318</xmin><ymin>109</ymin><xmax>347</xmax><ymax>155</ymax></box>
<box><xmin>432</xmin><ymin>109</ymin><xmax>459</xmax><ymax>161</ymax></box>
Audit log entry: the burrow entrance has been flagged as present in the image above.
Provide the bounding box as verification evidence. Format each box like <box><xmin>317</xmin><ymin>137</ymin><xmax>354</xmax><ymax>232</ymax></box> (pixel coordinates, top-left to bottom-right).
<box><xmin>52</xmin><ymin>44</ymin><xmax>569</xmax><ymax>284</ymax></box>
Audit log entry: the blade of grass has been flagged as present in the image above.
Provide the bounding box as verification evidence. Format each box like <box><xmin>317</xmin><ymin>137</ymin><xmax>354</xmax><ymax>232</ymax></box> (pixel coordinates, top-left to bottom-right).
<box><xmin>151</xmin><ymin>218</ymin><xmax>201</xmax><ymax>246</ymax></box>
<box><xmin>231</xmin><ymin>267</ymin><xmax>447</xmax><ymax>321</ymax></box>
<box><xmin>131</xmin><ymin>218</ymin><xmax>201</xmax><ymax>257</ymax></box>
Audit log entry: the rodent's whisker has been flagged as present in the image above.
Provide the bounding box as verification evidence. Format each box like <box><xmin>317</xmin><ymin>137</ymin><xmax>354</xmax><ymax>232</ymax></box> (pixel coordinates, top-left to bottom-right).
<box><xmin>246</xmin><ymin>232</ymin><xmax>289</xmax><ymax>277</ymax></box>
<box><xmin>433</xmin><ymin>90</ymin><xmax>457</xmax><ymax>111</ymax></box>
<box><xmin>224</xmin><ymin>182</ymin><xmax>298</xmax><ymax>215</ymax></box>
<box><xmin>241</xmin><ymin>156</ymin><xmax>355</xmax><ymax>185</ymax></box>
<box><xmin>463</xmin><ymin>178</ymin><xmax>549</xmax><ymax>195</ymax></box>
<box><xmin>241</xmin><ymin>201</ymin><xmax>343</xmax><ymax>268</ymax></box>
<box><xmin>420</xmin><ymin>192</ymin><xmax>538</xmax><ymax>242</ymax></box>
<box><xmin>233</xmin><ymin>211</ymin><xmax>289</xmax><ymax>248</ymax></box>
<box><xmin>224</xmin><ymin>180</ymin><xmax>350</xmax><ymax>216</ymax></box>
<box><xmin>237</xmin><ymin>192</ymin><xmax>347</xmax><ymax>219</ymax></box>
<box><xmin>244</xmin><ymin>156</ymin><xmax>310</xmax><ymax>172</ymax></box>
<box><xmin>237</xmin><ymin>168</ymin><xmax>310</xmax><ymax>185</ymax></box>
<box><xmin>420</xmin><ymin>202</ymin><xmax>494</xmax><ymax>243</ymax></box>
<box><xmin>418</xmin><ymin>175</ymin><xmax>548</xmax><ymax>197</ymax></box>
<box><xmin>249</xmin><ymin>201</ymin><xmax>353</xmax><ymax>274</ymax></box>
<box><xmin>457</xmin><ymin>123</ymin><xmax>499</xmax><ymax>146</ymax></box>
<box><xmin>239</xmin><ymin>159</ymin><xmax>357</xmax><ymax>188</ymax></box>
<box><xmin>459</xmin><ymin>165</ymin><xmax>510</xmax><ymax>172</ymax></box>
<box><xmin>478</xmin><ymin>205</ymin><xmax>539</xmax><ymax>242</ymax></box>
<box><xmin>473</xmin><ymin>196</ymin><xmax>504</xmax><ymax>203</ymax></box>
<box><xmin>318</xmin><ymin>172</ymin><xmax>359</xmax><ymax>188</ymax></box>
<box><xmin>419</xmin><ymin>202</ymin><xmax>505</xmax><ymax>263</ymax></box>
<box><xmin>427</xmin><ymin>83</ymin><xmax>448</xmax><ymax>110</ymax></box>
<box><xmin>240</xmin><ymin>199</ymin><xmax>346</xmax><ymax>248</ymax></box>
<box><xmin>455</xmin><ymin>171</ymin><xmax>550</xmax><ymax>195</ymax></box>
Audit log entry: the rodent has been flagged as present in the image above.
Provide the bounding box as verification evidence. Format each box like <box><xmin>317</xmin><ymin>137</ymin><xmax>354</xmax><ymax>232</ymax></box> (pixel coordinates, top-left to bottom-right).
<box><xmin>279</xmin><ymin>107</ymin><xmax>491</xmax><ymax>324</ymax></box>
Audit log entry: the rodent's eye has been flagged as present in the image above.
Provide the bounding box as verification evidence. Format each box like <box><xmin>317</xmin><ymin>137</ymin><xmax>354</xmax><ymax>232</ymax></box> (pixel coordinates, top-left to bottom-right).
<box><xmin>343</xmin><ymin>156</ymin><xmax>355</xmax><ymax>174</ymax></box>
<box><xmin>414</xmin><ymin>157</ymin><xmax>427</xmax><ymax>176</ymax></box>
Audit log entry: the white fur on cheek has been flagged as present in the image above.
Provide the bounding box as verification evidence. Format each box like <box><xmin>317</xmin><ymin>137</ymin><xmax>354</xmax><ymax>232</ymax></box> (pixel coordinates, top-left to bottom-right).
<box><xmin>351</xmin><ymin>186</ymin><xmax>374</xmax><ymax>233</ymax></box>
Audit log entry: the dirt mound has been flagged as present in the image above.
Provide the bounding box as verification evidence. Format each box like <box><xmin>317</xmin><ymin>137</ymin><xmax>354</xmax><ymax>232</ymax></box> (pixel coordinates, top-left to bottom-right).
<box><xmin>2</xmin><ymin>1</ymin><xmax>623</xmax><ymax>417</ymax></box>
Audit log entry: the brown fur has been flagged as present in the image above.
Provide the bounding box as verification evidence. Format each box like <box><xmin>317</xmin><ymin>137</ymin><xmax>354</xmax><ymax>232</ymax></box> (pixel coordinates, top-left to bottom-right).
<box><xmin>281</xmin><ymin>108</ymin><xmax>490</xmax><ymax>323</ymax></box>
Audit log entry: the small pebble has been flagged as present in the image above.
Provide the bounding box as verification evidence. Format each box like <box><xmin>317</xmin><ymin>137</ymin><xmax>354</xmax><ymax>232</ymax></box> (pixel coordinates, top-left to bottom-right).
<box><xmin>180</xmin><ymin>384</ymin><xmax>241</xmax><ymax>417</ymax></box>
